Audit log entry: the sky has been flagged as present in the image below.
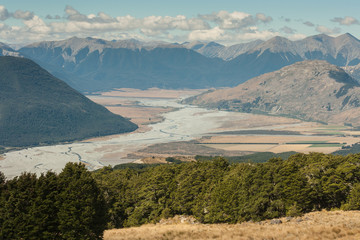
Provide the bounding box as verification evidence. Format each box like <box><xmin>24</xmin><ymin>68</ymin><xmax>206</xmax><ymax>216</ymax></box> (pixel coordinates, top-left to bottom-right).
<box><xmin>1</xmin><ymin>0</ymin><xmax>360</xmax><ymax>46</ymax></box>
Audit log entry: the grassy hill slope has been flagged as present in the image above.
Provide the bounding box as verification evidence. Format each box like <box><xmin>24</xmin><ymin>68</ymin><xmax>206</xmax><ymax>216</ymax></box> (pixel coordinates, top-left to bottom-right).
<box><xmin>104</xmin><ymin>210</ymin><xmax>360</xmax><ymax>240</ymax></box>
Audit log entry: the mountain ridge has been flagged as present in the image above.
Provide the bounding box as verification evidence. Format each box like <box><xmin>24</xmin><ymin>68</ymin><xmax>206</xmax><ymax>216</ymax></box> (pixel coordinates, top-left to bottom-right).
<box><xmin>12</xmin><ymin>33</ymin><xmax>360</xmax><ymax>92</ymax></box>
<box><xmin>185</xmin><ymin>60</ymin><xmax>360</xmax><ymax>126</ymax></box>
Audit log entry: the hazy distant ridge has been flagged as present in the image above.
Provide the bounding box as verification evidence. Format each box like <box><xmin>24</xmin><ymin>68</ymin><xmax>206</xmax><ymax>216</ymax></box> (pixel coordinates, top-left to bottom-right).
<box><xmin>17</xmin><ymin>33</ymin><xmax>360</xmax><ymax>92</ymax></box>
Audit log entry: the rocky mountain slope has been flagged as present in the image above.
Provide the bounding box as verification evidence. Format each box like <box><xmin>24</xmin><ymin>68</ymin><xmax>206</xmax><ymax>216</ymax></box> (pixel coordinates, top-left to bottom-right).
<box><xmin>182</xmin><ymin>39</ymin><xmax>264</xmax><ymax>60</ymax></box>
<box><xmin>0</xmin><ymin>56</ymin><xmax>137</xmax><ymax>147</ymax></box>
<box><xmin>343</xmin><ymin>63</ymin><xmax>360</xmax><ymax>81</ymax></box>
<box><xmin>247</xmin><ymin>33</ymin><xmax>360</xmax><ymax>65</ymax></box>
<box><xmin>185</xmin><ymin>60</ymin><xmax>360</xmax><ymax>126</ymax></box>
<box><xmin>19</xmin><ymin>38</ymin><xmax>233</xmax><ymax>92</ymax></box>
<box><xmin>0</xmin><ymin>43</ymin><xmax>21</xmax><ymax>57</ymax></box>
<box><xmin>14</xmin><ymin>33</ymin><xmax>360</xmax><ymax>92</ymax></box>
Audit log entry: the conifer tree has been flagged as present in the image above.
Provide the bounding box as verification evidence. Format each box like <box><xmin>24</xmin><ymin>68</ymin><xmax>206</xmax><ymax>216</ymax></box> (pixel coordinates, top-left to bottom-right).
<box><xmin>1</xmin><ymin>173</ymin><xmax>37</xmax><ymax>239</ymax></box>
<box><xmin>29</xmin><ymin>171</ymin><xmax>60</xmax><ymax>239</ymax></box>
<box><xmin>57</xmin><ymin>162</ymin><xmax>107</xmax><ymax>240</ymax></box>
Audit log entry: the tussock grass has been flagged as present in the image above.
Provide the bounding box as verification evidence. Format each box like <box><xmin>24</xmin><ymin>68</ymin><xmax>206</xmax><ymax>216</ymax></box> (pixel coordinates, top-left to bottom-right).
<box><xmin>104</xmin><ymin>210</ymin><xmax>360</xmax><ymax>240</ymax></box>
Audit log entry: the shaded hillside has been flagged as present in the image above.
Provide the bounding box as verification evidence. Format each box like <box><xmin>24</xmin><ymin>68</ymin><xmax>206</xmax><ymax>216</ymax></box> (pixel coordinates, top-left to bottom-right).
<box><xmin>19</xmin><ymin>38</ymin><xmax>231</xmax><ymax>92</ymax></box>
<box><xmin>186</xmin><ymin>60</ymin><xmax>360</xmax><ymax>126</ymax></box>
<box><xmin>0</xmin><ymin>56</ymin><xmax>137</xmax><ymax>147</ymax></box>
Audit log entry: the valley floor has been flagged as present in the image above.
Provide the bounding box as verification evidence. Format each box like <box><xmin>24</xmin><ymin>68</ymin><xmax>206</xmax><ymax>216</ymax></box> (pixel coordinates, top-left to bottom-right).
<box><xmin>104</xmin><ymin>210</ymin><xmax>360</xmax><ymax>240</ymax></box>
<box><xmin>2</xmin><ymin>88</ymin><xmax>360</xmax><ymax>178</ymax></box>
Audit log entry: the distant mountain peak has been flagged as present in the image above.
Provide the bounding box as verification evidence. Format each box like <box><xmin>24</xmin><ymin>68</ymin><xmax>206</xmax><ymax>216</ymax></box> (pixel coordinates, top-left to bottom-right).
<box><xmin>309</xmin><ymin>33</ymin><xmax>333</xmax><ymax>40</ymax></box>
<box><xmin>207</xmin><ymin>41</ymin><xmax>224</xmax><ymax>47</ymax></box>
<box><xmin>16</xmin><ymin>33</ymin><xmax>360</xmax><ymax>93</ymax></box>
<box><xmin>252</xmin><ymin>35</ymin><xmax>295</xmax><ymax>54</ymax></box>
<box><xmin>339</xmin><ymin>32</ymin><xmax>359</xmax><ymax>40</ymax></box>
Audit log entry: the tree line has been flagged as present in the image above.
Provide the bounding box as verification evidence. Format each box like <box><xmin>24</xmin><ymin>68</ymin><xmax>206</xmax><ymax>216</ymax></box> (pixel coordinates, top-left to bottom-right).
<box><xmin>1</xmin><ymin>152</ymin><xmax>360</xmax><ymax>239</ymax></box>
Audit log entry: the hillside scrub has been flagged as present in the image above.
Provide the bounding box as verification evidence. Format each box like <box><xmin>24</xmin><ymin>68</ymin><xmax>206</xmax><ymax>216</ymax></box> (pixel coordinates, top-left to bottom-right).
<box><xmin>2</xmin><ymin>152</ymin><xmax>360</xmax><ymax>238</ymax></box>
<box><xmin>92</xmin><ymin>152</ymin><xmax>360</xmax><ymax>228</ymax></box>
<box><xmin>0</xmin><ymin>163</ymin><xmax>107</xmax><ymax>240</ymax></box>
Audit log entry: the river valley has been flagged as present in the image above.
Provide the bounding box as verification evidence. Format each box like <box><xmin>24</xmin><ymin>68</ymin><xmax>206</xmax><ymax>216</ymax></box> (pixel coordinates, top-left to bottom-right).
<box><xmin>1</xmin><ymin>89</ymin><xmax>358</xmax><ymax>179</ymax></box>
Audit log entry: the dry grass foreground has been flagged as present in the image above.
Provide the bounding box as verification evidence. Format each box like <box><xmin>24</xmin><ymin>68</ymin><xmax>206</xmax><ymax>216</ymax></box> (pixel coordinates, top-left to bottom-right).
<box><xmin>104</xmin><ymin>210</ymin><xmax>360</xmax><ymax>240</ymax></box>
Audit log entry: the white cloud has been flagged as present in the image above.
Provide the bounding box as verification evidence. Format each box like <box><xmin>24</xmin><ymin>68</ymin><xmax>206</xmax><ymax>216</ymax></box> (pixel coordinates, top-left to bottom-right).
<box><xmin>140</xmin><ymin>28</ymin><xmax>167</xmax><ymax>37</ymax></box>
<box><xmin>303</xmin><ymin>21</ymin><xmax>314</xmax><ymax>27</ymax></box>
<box><xmin>256</xmin><ymin>13</ymin><xmax>273</xmax><ymax>23</ymax></box>
<box><xmin>200</xmin><ymin>10</ymin><xmax>256</xmax><ymax>29</ymax></box>
<box><xmin>233</xmin><ymin>30</ymin><xmax>278</xmax><ymax>42</ymax></box>
<box><xmin>142</xmin><ymin>15</ymin><xmax>209</xmax><ymax>31</ymax></box>
<box><xmin>0</xmin><ymin>5</ymin><xmax>327</xmax><ymax>46</ymax></box>
<box><xmin>331</xmin><ymin>16</ymin><xmax>359</xmax><ymax>26</ymax></box>
<box><xmin>281</xmin><ymin>26</ymin><xmax>296</xmax><ymax>34</ymax></box>
<box><xmin>0</xmin><ymin>5</ymin><xmax>10</xmax><ymax>21</ymax></box>
<box><xmin>316</xmin><ymin>25</ymin><xmax>341</xmax><ymax>35</ymax></box>
<box><xmin>65</xmin><ymin>5</ymin><xmax>116</xmax><ymax>23</ymax></box>
<box><xmin>65</xmin><ymin>5</ymin><xmax>93</xmax><ymax>22</ymax></box>
<box><xmin>189</xmin><ymin>27</ymin><xmax>277</xmax><ymax>44</ymax></box>
<box><xmin>58</xmin><ymin>6</ymin><xmax>210</xmax><ymax>34</ymax></box>
<box><xmin>46</xmin><ymin>14</ymin><xmax>61</xmax><ymax>20</ymax></box>
<box><xmin>287</xmin><ymin>33</ymin><xmax>307</xmax><ymax>41</ymax></box>
<box><xmin>24</xmin><ymin>16</ymin><xmax>51</xmax><ymax>33</ymax></box>
<box><xmin>188</xmin><ymin>27</ymin><xmax>225</xmax><ymax>41</ymax></box>
<box><xmin>0</xmin><ymin>5</ymin><xmax>34</xmax><ymax>21</ymax></box>
<box><xmin>13</xmin><ymin>10</ymin><xmax>34</xmax><ymax>20</ymax></box>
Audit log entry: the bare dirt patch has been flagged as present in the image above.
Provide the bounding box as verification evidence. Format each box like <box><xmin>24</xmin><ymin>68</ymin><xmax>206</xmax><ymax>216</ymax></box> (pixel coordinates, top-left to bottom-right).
<box><xmin>133</xmin><ymin>156</ymin><xmax>195</xmax><ymax>164</ymax></box>
<box><xmin>128</xmin><ymin>141</ymin><xmax>252</xmax><ymax>159</ymax></box>
<box><xmin>106</xmin><ymin>106</ymin><xmax>170</xmax><ymax>126</ymax></box>
<box><xmin>215</xmin><ymin>113</ymin><xmax>303</xmax><ymax>131</ymax></box>
<box><xmin>87</xmin><ymin>96</ymin><xmax>174</xmax><ymax>128</ymax></box>
<box><xmin>199</xmin><ymin>128</ymin><xmax>360</xmax><ymax>154</ymax></box>
<box><xmin>104</xmin><ymin>210</ymin><xmax>360</xmax><ymax>240</ymax></box>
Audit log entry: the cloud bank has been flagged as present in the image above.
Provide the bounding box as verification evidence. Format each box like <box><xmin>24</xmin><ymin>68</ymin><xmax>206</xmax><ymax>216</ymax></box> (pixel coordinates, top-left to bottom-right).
<box><xmin>0</xmin><ymin>5</ymin><xmax>355</xmax><ymax>45</ymax></box>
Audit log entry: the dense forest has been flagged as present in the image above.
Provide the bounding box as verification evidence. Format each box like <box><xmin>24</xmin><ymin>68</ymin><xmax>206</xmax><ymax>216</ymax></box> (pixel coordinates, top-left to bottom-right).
<box><xmin>1</xmin><ymin>152</ymin><xmax>360</xmax><ymax>239</ymax></box>
<box><xmin>0</xmin><ymin>163</ymin><xmax>107</xmax><ymax>240</ymax></box>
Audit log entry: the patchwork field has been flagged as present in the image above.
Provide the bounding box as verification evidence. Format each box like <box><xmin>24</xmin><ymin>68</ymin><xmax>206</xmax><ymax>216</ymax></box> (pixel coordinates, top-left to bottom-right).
<box><xmin>104</xmin><ymin>210</ymin><xmax>360</xmax><ymax>240</ymax></box>
<box><xmin>198</xmin><ymin>134</ymin><xmax>359</xmax><ymax>154</ymax></box>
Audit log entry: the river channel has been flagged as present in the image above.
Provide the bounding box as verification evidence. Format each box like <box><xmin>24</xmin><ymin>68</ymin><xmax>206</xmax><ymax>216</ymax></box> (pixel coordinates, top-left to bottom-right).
<box><xmin>0</xmin><ymin>98</ymin><xmax>244</xmax><ymax>178</ymax></box>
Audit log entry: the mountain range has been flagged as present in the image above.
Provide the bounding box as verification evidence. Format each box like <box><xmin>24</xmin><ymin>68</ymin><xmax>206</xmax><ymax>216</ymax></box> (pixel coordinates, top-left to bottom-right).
<box><xmin>185</xmin><ymin>60</ymin><xmax>360</xmax><ymax>126</ymax></box>
<box><xmin>0</xmin><ymin>33</ymin><xmax>360</xmax><ymax>93</ymax></box>
<box><xmin>19</xmin><ymin>37</ymin><xmax>229</xmax><ymax>91</ymax></box>
<box><xmin>0</xmin><ymin>56</ymin><xmax>137</xmax><ymax>147</ymax></box>
<box><xmin>181</xmin><ymin>39</ymin><xmax>264</xmax><ymax>60</ymax></box>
